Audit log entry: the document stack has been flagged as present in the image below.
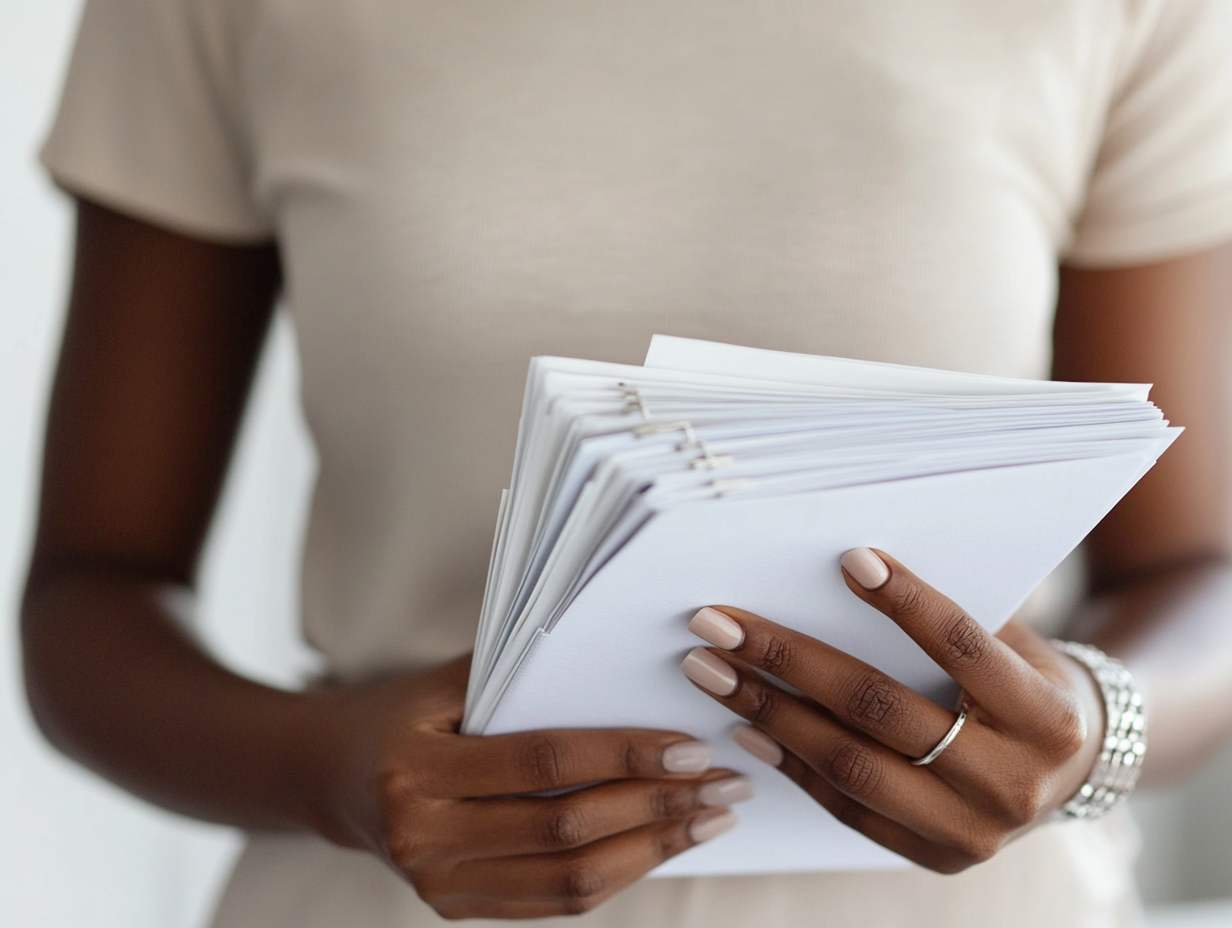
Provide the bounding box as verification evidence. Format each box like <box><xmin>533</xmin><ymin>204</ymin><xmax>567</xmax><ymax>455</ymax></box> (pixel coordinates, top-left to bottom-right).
<box><xmin>463</xmin><ymin>336</ymin><xmax>1177</xmax><ymax>876</ymax></box>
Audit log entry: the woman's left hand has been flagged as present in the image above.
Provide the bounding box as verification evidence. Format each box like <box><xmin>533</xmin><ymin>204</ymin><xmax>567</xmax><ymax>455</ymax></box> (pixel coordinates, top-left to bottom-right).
<box><xmin>680</xmin><ymin>547</ymin><xmax>1105</xmax><ymax>874</ymax></box>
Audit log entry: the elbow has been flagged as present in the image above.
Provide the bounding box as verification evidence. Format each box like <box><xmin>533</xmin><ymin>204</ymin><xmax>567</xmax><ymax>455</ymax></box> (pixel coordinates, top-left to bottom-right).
<box><xmin>17</xmin><ymin>558</ymin><xmax>186</xmax><ymax>764</ymax></box>
<box><xmin>19</xmin><ymin>568</ymin><xmax>88</xmax><ymax>759</ymax></box>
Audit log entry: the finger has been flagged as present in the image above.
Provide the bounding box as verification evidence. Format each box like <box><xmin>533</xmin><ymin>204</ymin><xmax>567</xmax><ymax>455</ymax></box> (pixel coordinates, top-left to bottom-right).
<box><xmin>419</xmin><ymin>728</ymin><xmax>715</xmax><ymax>798</ymax></box>
<box><xmin>772</xmin><ymin>742</ymin><xmax>999</xmax><ymax>874</ymax></box>
<box><xmin>682</xmin><ymin>650</ymin><xmax>971</xmax><ymax>835</ymax></box>
<box><xmin>426</xmin><ymin>808</ymin><xmax>738</xmax><ymax>914</ymax></box>
<box><xmin>407</xmin><ymin>653</ymin><xmax>473</xmax><ymax>727</ymax></box>
<box><xmin>689</xmin><ymin>605</ymin><xmax>956</xmax><ymax>758</ymax></box>
<box><xmin>839</xmin><ymin>548</ymin><xmax>1050</xmax><ymax>716</ymax></box>
<box><xmin>438</xmin><ymin>772</ymin><xmax>753</xmax><ymax>860</ymax></box>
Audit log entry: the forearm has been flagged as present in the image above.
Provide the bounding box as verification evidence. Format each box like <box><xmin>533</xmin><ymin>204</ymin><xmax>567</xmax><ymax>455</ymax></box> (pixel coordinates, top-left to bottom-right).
<box><xmin>1069</xmin><ymin>557</ymin><xmax>1232</xmax><ymax>787</ymax></box>
<box><xmin>21</xmin><ymin>565</ymin><xmax>338</xmax><ymax>833</ymax></box>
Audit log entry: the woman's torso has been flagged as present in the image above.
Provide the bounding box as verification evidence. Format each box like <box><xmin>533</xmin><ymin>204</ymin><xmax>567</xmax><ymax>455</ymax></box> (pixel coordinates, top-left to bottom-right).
<box><xmin>216</xmin><ymin>1</ymin><xmax>1142</xmax><ymax>923</ymax></box>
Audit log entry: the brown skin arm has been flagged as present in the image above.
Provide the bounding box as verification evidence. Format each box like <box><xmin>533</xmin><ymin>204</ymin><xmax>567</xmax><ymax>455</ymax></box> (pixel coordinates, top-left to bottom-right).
<box><xmin>21</xmin><ymin>199</ymin><xmax>743</xmax><ymax>920</ymax></box>
<box><xmin>20</xmin><ymin>199</ymin><xmax>307</xmax><ymax>828</ymax></box>
<box><xmin>1054</xmin><ymin>244</ymin><xmax>1232</xmax><ymax>786</ymax></box>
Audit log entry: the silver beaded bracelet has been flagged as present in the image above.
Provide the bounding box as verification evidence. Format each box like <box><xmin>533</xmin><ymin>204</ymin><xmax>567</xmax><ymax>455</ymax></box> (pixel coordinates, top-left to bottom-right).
<box><xmin>1051</xmin><ymin>640</ymin><xmax>1147</xmax><ymax>820</ymax></box>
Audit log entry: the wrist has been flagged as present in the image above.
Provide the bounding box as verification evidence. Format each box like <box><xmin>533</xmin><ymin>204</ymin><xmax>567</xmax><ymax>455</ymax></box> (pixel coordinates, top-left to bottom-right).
<box><xmin>1051</xmin><ymin>646</ymin><xmax>1107</xmax><ymax>806</ymax></box>
<box><xmin>282</xmin><ymin>684</ymin><xmax>384</xmax><ymax>850</ymax></box>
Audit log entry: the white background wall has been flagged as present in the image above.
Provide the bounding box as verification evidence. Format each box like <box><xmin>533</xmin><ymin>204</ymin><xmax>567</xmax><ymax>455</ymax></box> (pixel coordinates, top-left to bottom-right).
<box><xmin>1</xmin><ymin>1</ymin><xmax>1229</xmax><ymax>925</ymax></box>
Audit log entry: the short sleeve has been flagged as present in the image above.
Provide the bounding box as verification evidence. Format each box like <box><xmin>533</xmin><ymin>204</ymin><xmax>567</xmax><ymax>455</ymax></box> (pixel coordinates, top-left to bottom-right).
<box><xmin>41</xmin><ymin>0</ymin><xmax>272</xmax><ymax>242</ymax></box>
<box><xmin>1068</xmin><ymin>0</ymin><xmax>1232</xmax><ymax>267</ymax></box>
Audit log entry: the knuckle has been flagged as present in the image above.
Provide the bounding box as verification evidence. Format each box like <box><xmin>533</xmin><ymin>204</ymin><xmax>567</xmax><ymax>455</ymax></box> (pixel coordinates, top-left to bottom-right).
<box><xmin>386</xmin><ymin>829</ymin><xmax>431</xmax><ymax>872</ymax></box>
<box><xmin>557</xmin><ymin>856</ymin><xmax>607</xmax><ymax>900</ymax></box>
<box><xmin>993</xmin><ymin>781</ymin><xmax>1048</xmax><ymax>829</ymax></box>
<box><xmin>374</xmin><ymin>761</ymin><xmax>421</xmax><ymax>807</ymax></box>
<box><xmin>927</xmin><ymin>852</ymin><xmax>976</xmax><ymax>876</ymax></box>
<box><xmin>844</xmin><ymin>670</ymin><xmax>905</xmax><ymax>731</ymax></box>
<box><xmin>758</xmin><ymin>634</ymin><xmax>798</xmax><ymax>677</ymax></box>
<box><xmin>824</xmin><ymin>740</ymin><xmax>883</xmax><ymax>800</ymax></box>
<box><xmin>1041</xmin><ymin>701</ymin><xmax>1087</xmax><ymax>759</ymax></box>
<box><xmin>966</xmin><ymin>836</ymin><xmax>1001</xmax><ymax>865</ymax></box>
<box><xmin>941</xmin><ymin>614</ymin><xmax>988</xmax><ymax>670</ymax></box>
<box><xmin>889</xmin><ymin>582</ymin><xmax>931</xmax><ymax>622</ymax></box>
<box><xmin>522</xmin><ymin>734</ymin><xmax>571</xmax><ymax>788</ymax></box>
<box><xmin>747</xmin><ymin>684</ymin><xmax>782</xmax><ymax>726</ymax></box>
<box><xmin>561</xmin><ymin>895</ymin><xmax>603</xmax><ymax>917</ymax></box>
<box><xmin>652</xmin><ymin>783</ymin><xmax>697</xmax><ymax>821</ymax></box>
<box><xmin>657</xmin><ymin>820</ymin><xmax>692</xmax><ymax>858</ymax></box>
<box><xmin>538</xmin><ymin>801</ymin><xmax>592</xmax><ymax>851</ymax></box>
<box><xmin>946</xmin><ymin>823</ymin><xmax>1002</xmax><ymax>866</ymax></box>
<box><xmin>422</xmin><ymin>895</ymin><xmax>461</xmax><ymax>920</ymax></box>
<box><xmin>374</xmin><ymin>769</ymin><xmax>434</xmax><ymax>871</ymax></box>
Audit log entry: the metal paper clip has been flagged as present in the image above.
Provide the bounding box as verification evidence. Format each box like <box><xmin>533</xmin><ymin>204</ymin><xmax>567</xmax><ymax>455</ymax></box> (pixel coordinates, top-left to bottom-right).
<box><xmin>618</xmin><ymin>383</ymin><xmax>652</xmax><ymax>420</ymax></box>
<box><xmin>633</xmin><ymin>419</ymin><xmax>734</xmax><ymax>471</ymax></box>
<box><xmin>689</xmin><ymin>441</ymin><xmax>734</xmax><ymax>471</ymax></box>
<box><xmin>634</xmin><ymin>419</ymin><xmax>697</xmax><ymax>442</ymax></box>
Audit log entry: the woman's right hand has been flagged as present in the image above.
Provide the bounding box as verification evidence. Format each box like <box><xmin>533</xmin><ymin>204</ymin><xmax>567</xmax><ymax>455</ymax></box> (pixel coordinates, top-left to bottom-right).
<box><xmin>302</xmin><ymin>656</ymin><xmax>748</xmax><ymax>920</ymax></box>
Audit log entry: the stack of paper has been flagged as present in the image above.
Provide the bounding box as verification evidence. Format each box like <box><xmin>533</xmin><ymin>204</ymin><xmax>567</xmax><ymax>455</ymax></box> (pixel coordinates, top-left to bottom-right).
<box><xmin>462</xmin><ymin>336</ymin><xmax>1177</xmax><ymax>876</ymax></box>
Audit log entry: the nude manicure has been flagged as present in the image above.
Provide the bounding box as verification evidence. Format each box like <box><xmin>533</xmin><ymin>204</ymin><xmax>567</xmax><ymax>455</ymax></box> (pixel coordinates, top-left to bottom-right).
<box><xmin>732</xmin><ymin>725</ymin><xmax>785</xmax><ymax>767</ymax></box>
<box><xmin>698</xmin><ymin>775</ymin><xmax>755</xmax><ymax>807</ymax></box>
<box><xmin>681</xmin><ymin>647</ymin><xmax>739</xmax><ymax>696</ymax></box>
<box><xmin>688</xmin><ymin>607</ymin><xmax>745</xmax><ymax>650</ymax></box>
<box><xmin>662</xmin><ymin>740</ymin><xmax>713</xmax><ymax>773</ymax></box>
<box><xmin>689</xmin><ymin>808</ymin><xmax>739</xmax><ymax>843</ymax></box>
<box><xmin>841</xmin><ymin>547</ymin><xmax>891</xmax><ymax>590</ymax></box>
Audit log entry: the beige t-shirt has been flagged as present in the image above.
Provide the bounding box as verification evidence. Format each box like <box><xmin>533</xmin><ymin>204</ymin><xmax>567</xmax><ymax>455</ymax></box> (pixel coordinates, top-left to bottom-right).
<box><xmin>43</xmin><ymin>1</ymin><xmax>1232</xmax><ymax>926</ymax></box>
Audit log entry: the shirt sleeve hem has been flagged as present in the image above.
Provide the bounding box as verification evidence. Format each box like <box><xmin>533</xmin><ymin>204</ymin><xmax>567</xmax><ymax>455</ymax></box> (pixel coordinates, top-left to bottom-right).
<box><xmin>42</xmin><ymin>155</ymin><xmax>276</xmax><ymax>246</ymax></box>
<box><xmin>1065</xmin><ymin>190</ymin><xmax>1232</xmax><ymax>268</ymax></box>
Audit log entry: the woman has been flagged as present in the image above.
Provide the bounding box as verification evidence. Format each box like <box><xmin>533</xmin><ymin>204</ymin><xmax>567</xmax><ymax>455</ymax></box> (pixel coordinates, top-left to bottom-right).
<box><xmin>22</xmin><ymin>0</ymin><xmax>1232</xmax><ymax>925</ymax></box>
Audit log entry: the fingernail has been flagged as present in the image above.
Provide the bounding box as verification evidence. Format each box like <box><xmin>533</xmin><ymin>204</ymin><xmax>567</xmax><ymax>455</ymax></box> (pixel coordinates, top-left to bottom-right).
<box><xmin>662</xmin><ymin>740</ymin><xmax>713</xmax><ymax>773</ymax></box>
<box><xmin>681</xmin><ymin>648</ymin><xmax>739</xmax><ymax>696</ymax></box>
<box><xmin>841</xmin><ymin>547</ymin><xmax>890</xmax><ymax>590</ymax></box>
<box><xmin>732</xmin><ymin>725</ymin><xmax>784</xmax><ymax>767</ymax></box>
<box><xmin>688</xmin><ymin>607</ymin><xmax>745</xmax><ymax>650</ymax></box>
<box><xmin>689</xmin><ymin>808</ymin><xmax>739</xmax><ymax>843</ymax></box>
<box><xmin>698</xmin><ymin>775</ymin><xmax>755</xmax><ymax>807</ymax></box>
